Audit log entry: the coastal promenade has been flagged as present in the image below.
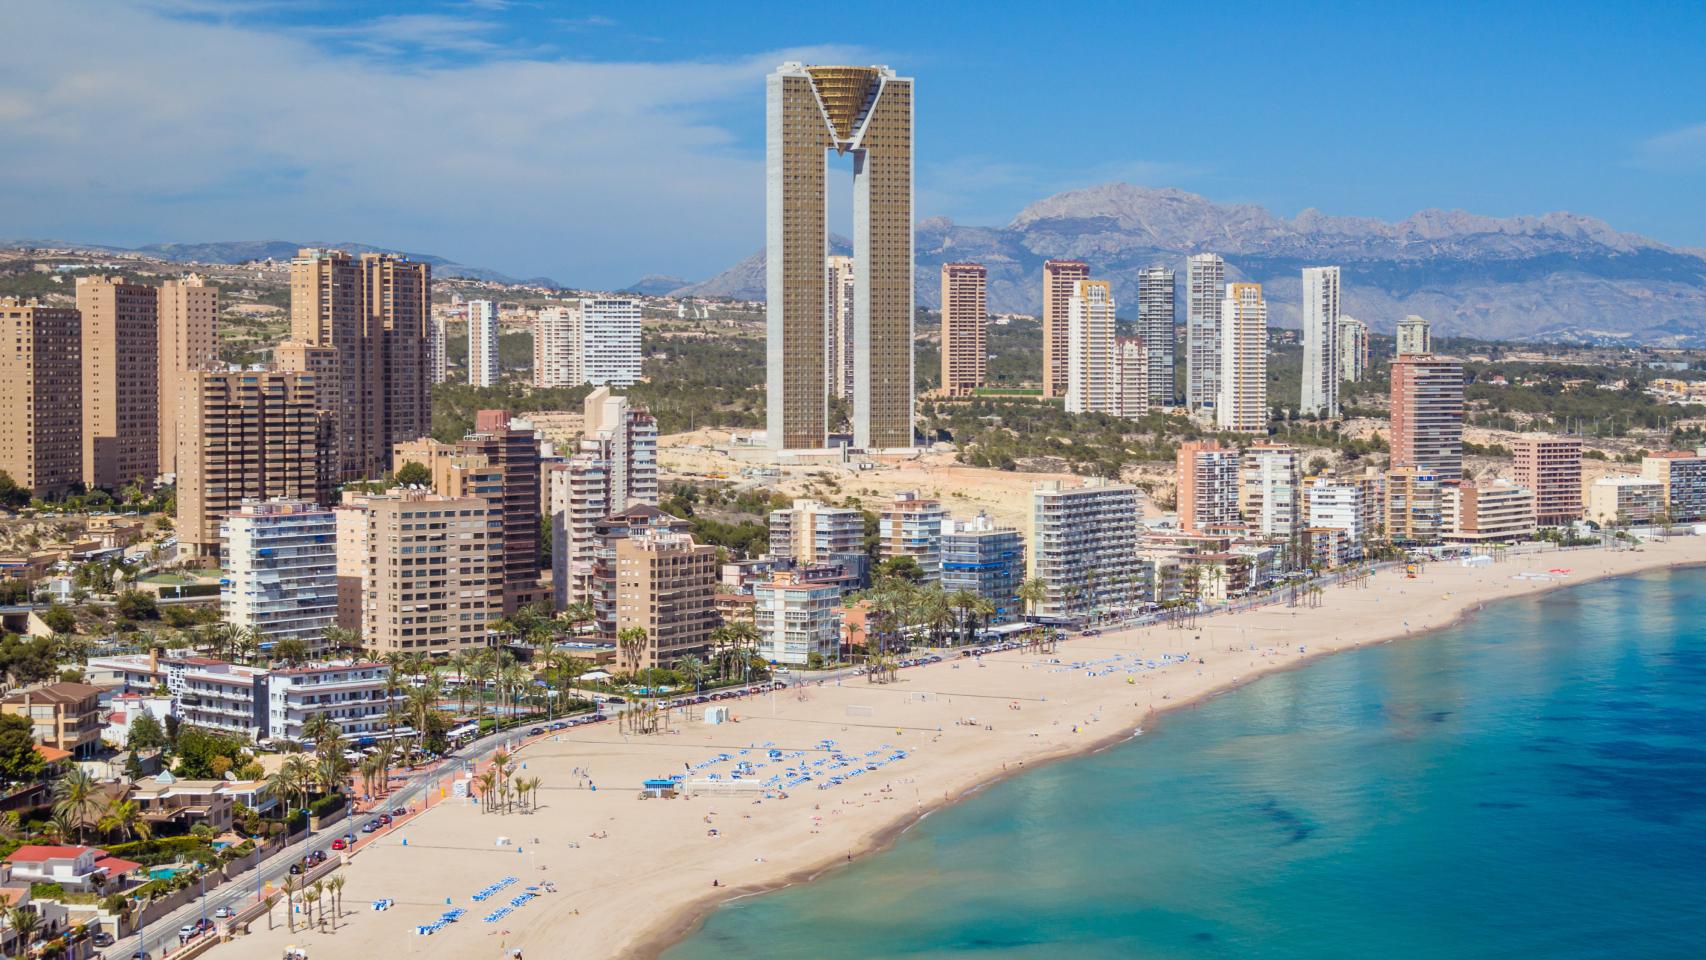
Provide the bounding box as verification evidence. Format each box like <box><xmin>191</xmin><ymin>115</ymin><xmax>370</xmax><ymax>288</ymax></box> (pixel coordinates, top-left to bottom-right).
<box><xmin>207</xmin><ymin>538</ymin><xmax>1706</xmax><ymax>960</ymax></box>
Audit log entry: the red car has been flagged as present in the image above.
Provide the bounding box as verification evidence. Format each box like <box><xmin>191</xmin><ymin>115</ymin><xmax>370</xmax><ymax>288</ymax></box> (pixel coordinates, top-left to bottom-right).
<box><xmin>331</xmin><ymin>838</ymin><xmax>347</xmax><ymax>850</ymax></box>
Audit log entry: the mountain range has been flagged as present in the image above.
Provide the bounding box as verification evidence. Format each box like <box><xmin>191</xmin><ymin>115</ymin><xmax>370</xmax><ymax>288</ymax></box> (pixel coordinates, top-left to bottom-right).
<box><xmin>670</xmin><ymin>184</ymin><xmax>1706</xmax><ymax>345</ymax></box>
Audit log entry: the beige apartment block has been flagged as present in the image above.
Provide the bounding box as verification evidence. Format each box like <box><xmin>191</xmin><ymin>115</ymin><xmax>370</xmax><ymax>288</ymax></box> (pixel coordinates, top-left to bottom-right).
<box><xmin>940</xmin><ymin>262</ymin><xmax>987</xmax><ymax>397</ymax></box>
<box><xmin>1512</xmin><ymin>434</ymin><xmax>1583</xmax><ymax>525</ymax></box>
<box><xmin>156</xmin><ymin>275</ymin><xmax>219</xmax><ymax>476</ymax></box>
<box><xmin>1215</xmin><ymin>283</ymin><xmax>1268</xmax><ymax>433</ymax></box>
<box><xmin>613</xmin><ymin>530</ymin><xmax>717</xmax><ymax>672</ymax></box>
<box><xmin>345</xmin><ymin>491</ymin><xmax>501</xmax><ymax>656</ymax></box>
<box><xmin>176</xmin><ymin>368</ymin><xmax>328</xmax><ymax>559</ymax></box>
<box><xmin>0</xmin><ymin>299</ymin><xmax>82</xmax><ymax>496</ymax></box>
<box><xmin>766</xmin><ymin>62</ymin><xmax>914</xmax><ymax>450</ymax></box>
<box><xmin>1041</xmin><ymin>259</ymin><xmax>1089</xmax><ymax>399</ymax></box>
<box><xmin>76</xmin><ymin>276</ymin><xmax>158</xmax><ymax>490</ymax></box>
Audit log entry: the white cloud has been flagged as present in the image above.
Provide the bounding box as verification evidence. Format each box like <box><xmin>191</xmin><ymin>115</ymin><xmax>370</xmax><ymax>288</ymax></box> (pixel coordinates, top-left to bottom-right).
<box><xmin>1637</xmin><ymin>123</ymin><xmax>1706</xmax><ymax>171</ymax></box>
<box><xmin>0</xmin><ymin>2</ymin><xmax>861</xmax><ymax>286</ymax></box>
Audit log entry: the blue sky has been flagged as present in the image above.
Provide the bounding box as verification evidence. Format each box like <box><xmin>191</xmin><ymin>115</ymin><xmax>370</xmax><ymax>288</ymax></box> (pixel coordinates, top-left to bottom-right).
<box><xmin>1</xmin><ymin>0</ymin><xmax>1703</xmax><ymax>288</ymax></box>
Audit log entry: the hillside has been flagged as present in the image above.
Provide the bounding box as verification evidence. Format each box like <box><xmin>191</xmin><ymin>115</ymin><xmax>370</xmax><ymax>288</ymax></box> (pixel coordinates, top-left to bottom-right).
<box><xmin>672</xmin><ymin>184</ymin><xmax>1706</xmax><ymax>345</ymax></box>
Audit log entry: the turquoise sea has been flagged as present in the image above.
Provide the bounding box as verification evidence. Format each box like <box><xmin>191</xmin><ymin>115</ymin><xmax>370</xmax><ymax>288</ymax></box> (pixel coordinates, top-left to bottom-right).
<box><xmin>663</xmin><ymin>568</ymin><xmax>1706</xmax><ymax>959</ymax></box>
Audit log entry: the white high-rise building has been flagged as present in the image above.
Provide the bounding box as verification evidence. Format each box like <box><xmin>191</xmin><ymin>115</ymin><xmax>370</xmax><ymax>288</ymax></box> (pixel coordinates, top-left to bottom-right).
<box><xmin>468</xmin><ymin>299</ymin><xmax>499</xmax><ymax>387</ymax></box>
<box><xmin>1339</xmin><ymin>316</ymin><xmax>1369</xmax><ymax>383</ymax></box>
<box><xmin>1029</xmin><ymin>479</ymin><xmax>1140</xmax><ymax>620</ymax></box>
<box><xmin>581</xmin><ymin>298</ymin><xmax>643</xmax><ymax>387</ymax></box>
<box><xmin>428</xmin><ymin>312</ymin><xmax>447</xmax><ymax>385</ymax></box>
<box><xmin>533</xmin><ymin>305</ymin><xmax>584</xmax><ymax>389</ymax></box>
<box><xmin>1300</xmin><ymin>266</ymin><xmax>1341</xmax><ymax>417</ymax></box>
<box><xmin>1115</xmin><ymin>338</ymin><xmax>1149</xmax><ymax>419</ymax></box>
<box><xmin>549</xmin><ymin>387</ymin><xmax>658</xmax><ymax>606</ymax></box>
<box><xmin>1240</xmin><ymin>443</ymin><xmax>1301</xmax><ymax>539</ymax></box>
<box><xmin>825</xmin><ymin>255</ymin><xmax>856</xmax><ymax>400</ymax></box>
<box><xmin>1307</xmin><ymin>477</ymin><xmax>1367</xmax><ymax>560</ymax></box>
<box><xmin>1185</xmin><ymin>253</ymin><xmax>1226</xmax><ymax>411</ymax></box>
<box><xmin>1136</xmin><ymin>266</ymin><xmax>1175</xmax><ymax>405</ymax></box>
<box><xmin>220</xmin><ymin>498</ymin><xmax>338</xmax><ymax>653</ymax></box>
<box><xmin>1396</xmin><ymin>315</ymin><xmax>1432</xmax><ymax>356</ymax></box>
<box><xmin>1066</xmin><ymin>279</ymin><xmax>1117</xmax><ymax>416</ymax></box>
<box><xmin>1216</xmin><ymin>283</ymin><xmax>1268</xmax><ymax>433</ymax></box>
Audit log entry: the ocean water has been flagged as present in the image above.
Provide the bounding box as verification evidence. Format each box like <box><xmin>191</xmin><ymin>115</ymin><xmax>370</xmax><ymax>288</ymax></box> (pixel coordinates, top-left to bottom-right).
<box><xmin>663</xmin><ymin>568</ymin><xmax>1706</xmax><ymax>959</ymax></box>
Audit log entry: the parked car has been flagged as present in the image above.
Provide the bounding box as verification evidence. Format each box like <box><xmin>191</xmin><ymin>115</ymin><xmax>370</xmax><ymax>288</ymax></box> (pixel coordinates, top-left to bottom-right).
<box><xmin>331</xmin><ymin>838</ymin><xmax>347</xmax><ymax>850</ymax></box>
<box><xmin>391</xmin><ymin>806</ymin><xmax>408</xmax><ymax>817</ymax></box>
<box><xmin>288</xmin><ymin>862</ymin><xmax>304</xmax><ymax>874</ymax></box>
<box><xmin>91</xmin><ymin>932</ymin><xmax>113</xmax><ymax>947</ymax></box>
<box><xmin>362</xmin><ymin>820</ymin><xmax>380</xmax><ymax>833</ymax></box>
<box><xmin>214</xmin><ymin>906</ymin><xmax>234</xmax><ymax>919</ymax></box>
<box><xmin>529</xmin><ymin>727</ymin><xmax>544</xmax><ymax>735</ymax></box>
<box><xmin>377</xmin><ymin>814</ymin><xmax>392</xmax><ymax>826</ymax></box>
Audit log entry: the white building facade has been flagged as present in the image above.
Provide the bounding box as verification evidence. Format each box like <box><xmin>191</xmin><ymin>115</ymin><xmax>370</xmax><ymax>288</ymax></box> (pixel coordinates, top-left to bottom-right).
<box><xmin>468</xmin><ymin>299</ymin><xmax>499</xmax><ymax>387</ymax></box>
<box><xmin>220</xmin><ymin>499</ymin><xmax>338</xmax><ymax>653</ymax></box>
<box><xmin>1300</xmin><ymin>266</ymin><xmax>1341</xmax><ymax>417</ymax></box>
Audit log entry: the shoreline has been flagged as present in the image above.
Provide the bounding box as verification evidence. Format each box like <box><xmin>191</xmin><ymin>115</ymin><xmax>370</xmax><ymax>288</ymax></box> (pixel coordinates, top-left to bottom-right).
<box><xmin>208</xmin><ymin>541</ymin><xmax>1706</xmax><ymax>960</ymax></box>
<box><xmin>628</xmin><ymin>549</ymin><xmax>1706</xmax><ymax>960</ymax></box>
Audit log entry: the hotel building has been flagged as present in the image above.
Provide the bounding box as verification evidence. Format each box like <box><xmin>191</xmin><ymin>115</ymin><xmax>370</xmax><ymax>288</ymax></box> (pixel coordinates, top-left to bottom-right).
<box><xmin>1029</xmin><ymin>479</ymin><xmax>1140</xmax><ymax>620</ymax></box>
<box><xmin>220</xmin><ymin>498</ymin><xmax>338</xmax><ymax>652</ymax></box>
<box><xmin>1216</xmin><ymin>282</ymin><xmax>1268</xmax><ymax>433</ymax></box>
<box><xmin>1512</xmin><ymin>435</ymin><xmax>1583</xmax><ymax>525</ymax></box>
<box><xmin>1178</xmin><ymin>440</ymin><xmax>1242</xmax><ymax>534</ymax></box>
<box><xmin>1390</xmin><ymin>355</ymin><xmax>1465</xmax><ymax>482</ymax></box>
<box><xmin>1444</xmin><ymin>480</ymin><xmax>1537</xmax><ymax>542</ymax></box>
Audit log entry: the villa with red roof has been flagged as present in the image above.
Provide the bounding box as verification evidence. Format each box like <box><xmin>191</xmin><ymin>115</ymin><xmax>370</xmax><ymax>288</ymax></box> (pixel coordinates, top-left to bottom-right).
<box><xmin>3</xmin><ymin>845</ymin><xmax>141</xmax><ymax>890</ymax></box>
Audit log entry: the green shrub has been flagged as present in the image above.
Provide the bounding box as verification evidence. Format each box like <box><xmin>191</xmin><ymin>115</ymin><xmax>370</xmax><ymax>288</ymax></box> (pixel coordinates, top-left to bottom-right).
<box><xmin>29</xmin><ymin>881</ymin><xmax>65</xmax><ymax>900</ymax></box>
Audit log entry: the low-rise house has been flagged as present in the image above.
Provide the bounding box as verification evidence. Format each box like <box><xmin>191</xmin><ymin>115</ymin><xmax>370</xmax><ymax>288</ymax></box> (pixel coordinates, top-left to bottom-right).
<box><xmin>128</xmin><ymin>773</ymin><xmax>235</xmax><ymax>834</ymax></box>
<box><xmin>0</xmin><ymin>682</ymin><xmax>103</xmax><ymax>758</ymax></box>
<box><xmin>2</xmin><ymin>845</ymin><xmax>141</xmax><ymax>891</ymax></box>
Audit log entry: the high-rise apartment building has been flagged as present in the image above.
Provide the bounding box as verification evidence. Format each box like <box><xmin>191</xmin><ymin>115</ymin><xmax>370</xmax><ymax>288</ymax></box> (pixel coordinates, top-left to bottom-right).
<box><xmin>1385</xmin><ymin>466</ymin><xmax>1442</xmax><ymax>544</ymax></box>
<box><xmin>1185</xmin><ymin>253</ymin><xmax>1226</xmax><ymax>410</ymax></box>
<box><xmin>755</xmin><ymin>572</ymin><xmax>842</xmax><ymax>666</ymax></box>
<box><xmin>1114</xmin><ymin>338</ymin><xmax>1150</xmax><ymax>419</ymax></box>
<box><xmin>879</xmin><ymin>492</ymin><xmax>947</xmax><ymax>583</ymax></box>
<box><xmin>76</xmin><ymin>276</ymin><xmax>158</xmax><ymax>490</ymax></box>
<box><xmin>1065</xmin><ymin>279</ymin><xmax>1117</xmax><ymax>416</ymax></box>
<box><xmin>0</xmin><ymin>299</ymin><xmax>81</xmax><ymax>496</ymax></box>
<box><xmin>176</xmin><ymin>369</ymin><xmax>328</xmax><ymax>559</ymax></box>
<box><xmin>767</xmin><ymin>62</ymin><xmax>914</xmax><ymax>450</ymax></box>
<box><xmin>533</xmin><ymin>304</ymin><xmax>583</xmax><ymax>389</ymax></box>
<box><xmin>343</xmin><ymin>491</ymin><xmax>501</xmax><ymax>656</ymax></box>
<box><xmin>289</xmin><ymin>249</ymin><xmax>432</xmax><ymax>481</ymax></box>
<box><xmin>1240</xmin><ymin>443</ymin><xmax>1300</xmax><ymax>540</ymax></box>
<box><xmin>1177</xmin><ymin>440</ymin><xmax>1241</xmax><ymax>534</ymax></box>
<box><xmin>1390</xmin><ymin>355</ymin><xmax>1465</xmax><ymax>482</ymax></box>
<box><xmin>940</xmin><ymin>262</ymin><xmax>987</xmax><ymax>397</ymax></box>
<box><xmin>1338</xmin><ymin>316</ymin><xmax>1369</xmax><ymax>383</ymax></box>
<box><xmin>1041</xmin><ymin>260</ymin><xmax>1090</xmax><ymax>400</ymax></box>
<box><xmin>467</xmin><ymin>299</ymin><xmax>499</xmax><ymax>387</ymax></box>
<box><xmin>1396</xmin><ymin>315</ymin><xmax>1432</xmax><ymax>356</ymax></box>
<box><xmin>1640</xmin><ymin>451</ymin><xmax>1706</xmax><ymax>522</ymax></box>
<box><xmin>428</xmin><ymin>310</ymin><xmax>448</xmax><ymax>385</ymax></box>
<box><xmin>1586</xmin><ymin>476</ymin><xmax>1663</xmax><ymax>527</ymax></box>
<box><xmin>548</xmin><ymin>388</ymin><xmax>658</xmax><ymax>607</ymax></box>
<box><xmin>220</xmin><ymin>498</ymin><xmax>337</xmax><ymax>652</ymax></box>
<box><xmin>581</xmin><ymin>298</ymin><xmax>642</xmax><ymax>387</ymax></box>
<box><xmin>1299</xmin><ymin>266</ymin><xmax>1341</xmax><ymax>417</ymax></box>
<box><xmin>768</xmin><ymin>499</ymin><xmax>865</xmax><ymax>563</ymax></box>
<box><xmin>156</xmin><ymin>275</ymin><xmax>219</xmax><ymax>476</ymax></box>
<box><xmin>1512</xmin><ymin>435</ymin><xmax>1583</xmax><ymax>525</ymax></box>
<box><xmin>825</xmin><ymin>255</ymin><xmax>856</xmax><ymax>400</ymax></box>
<box><xmin>940</xmin><ymin>513</ymin><xmax>1025</xmax><ymax>623</ymax></box>
<box><xmin>1307</xmin><ymin>477</ymin><xmax>1369</xmax><ymax>559</ymax></box>
<box><xmin>1136</xmin><ymin>266</ymin><xmax>1175</xmax><ymax>405</ymax></box>
<box><xmin>1216</xmin><ymin>282</ymin><xmax>1268</xmax><ymax>433</ymax></box>
<box><xmin>1029</xmin><ymin>479</ymin><xmax>1139</xmax><ymax>620</ymax></box>
<box><xmin>588</xmin><ymin>504</ymin><xmax>692</xmax><ymax>641</ymax></box>
<box><xmin>613</xmin><ymin>528</ymin><xmax>717</xmax><ymax>672</ymax></box>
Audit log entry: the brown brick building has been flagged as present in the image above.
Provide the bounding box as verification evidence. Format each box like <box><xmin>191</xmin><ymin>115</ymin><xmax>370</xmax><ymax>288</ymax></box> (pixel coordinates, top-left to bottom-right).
<box><xmin>0</xmin><ymin>298</ymin><xmax>82</xmax><ymax>496</ymax></box>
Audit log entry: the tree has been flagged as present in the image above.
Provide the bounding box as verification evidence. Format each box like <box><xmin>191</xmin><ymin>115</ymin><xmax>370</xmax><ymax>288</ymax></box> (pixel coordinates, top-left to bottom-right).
<box><xmin>126</xmin><ymin>711</ymin><xmax>167</xmax><ymax>751</ymax></box>
<box><xmin>7</xmin><ymin>907</ymin><xmax>41</xmax><ymax>953</ymax></box>
<box><xmin>0</xmin><ymin>714</ymin><xmax>42</xmax><ymax>785</ymax></box>
<box><xmin>0</xmin><ymin>471</ymin><xmax>31</xmax><ymax>510</ymax></box>
<box><xmin>40</xmin><ymin>605</ymin><xmax>76</xmax><ymax>636</ymax></box>
<box><xmin>174</xmin><ymin>726</ymin><xmax>249</xmax><ymax>780</ymax></box>
<box><xmin>97</xmin><ymin>797</ymin><xmax>151</xmax><ymax>843</ymax></box>
<box><xmin>393</xmin><ymin>461</ymin><xmax>432</xmax><ymax>488</ymax></box>
<box><xmin>617</xmin><ymin>627</ymin><xmax>649</xmax><ymax>676</ymax></box>
<box><xmin>52</xmin><ymin>768</ymin><xmax>102</xmax><ymax>842</ymax></box>
<box><xmin>1017</xmin><ymin>577</ymin><xmax>1049</xmax><ymax>622</ymax></box>
<box><xmin>876</xmin><ymin>555</ymin><xmax>925</xmax><ymax>583</ymax></box>
<box><xmin>272</xmin><ymin>638</ymin><xmax>310</xmax><ymax>665</ymax></box>
<box><xmin>114</xmin><ymin>590</ymin><xmax>158</xmax><ymax>620</ymax></box>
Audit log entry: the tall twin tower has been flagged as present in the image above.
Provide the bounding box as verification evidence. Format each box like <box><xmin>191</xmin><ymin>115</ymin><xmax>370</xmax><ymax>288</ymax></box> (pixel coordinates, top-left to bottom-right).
<box><xmin>766</xmin><ymin>62</ymin><xmax>915</xmax><ymax>451</ymax></box>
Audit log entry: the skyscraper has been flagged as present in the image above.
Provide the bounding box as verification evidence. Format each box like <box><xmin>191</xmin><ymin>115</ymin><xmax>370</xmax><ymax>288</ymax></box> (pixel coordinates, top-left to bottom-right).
<box><xmin>767</xmin><ymin>62</ymin><xmax>914</xmax><ymax>450</ymax></box>
<box><xmin>940</xmin><ymin>262</ymin><xmax>987</xmax><ymax>397</ymax></box>
<box><xmin>76</xmin><ymin>275</ymin><xmax>158</xmax><ymax>490</ymax></box>
<box><xmin>549</xmin><ymin>387</ymin><xmax>658</xmax><ymax>607</ymax></box>
<box><xmin>1114</xmin><ymin>338</ymin><xmax>1149</xmax><ymax>420</ymax></box>
<box><xmin>1396</xmin><ymin>315</ymin><xmax>1432</xmax><ymax>356</ymax></box>
<box><xmin>467</xmin><ymin>299</ymin><xmax>498</xmax><ymax>387</ymax></box>
<box><xmin>289</xmin><ymin>248</ymin><xmax>431</xmax><ymax>481</ymax></box>
<box><xmin>1299</xmin><ymin>266</ymin><xmax>1341</xmax><ymax>417</ymax></box>
<box><xmin>533</xmin><ymin>304</ymin><xmax>583</xmax><ymax>389</ymax></box>
<box><xmin>825</xmin><ymin>255</ymin><xmax>856</xmax><ymax>400</ymax></box>
<box><xmin>428</xmin><ymin>310</ymin><xmax>448</xmax><ymax>385</ymax></box>
<box><xmin>581</xmin><ymin>298</ymin><xmax>642</xmax><ymax>387</ymax></box>
<box><xmin>1065</xmin><ymin>279</ymin><xmax>1116</xmax><ymax>415</ymax></box>
<box><xmin>1136</xmin><ymin>266</ymin><xmax>1175</xmax><ymax>405</ymax></box>
<box><xmin>1185</xmin><ymin>253</ymin><xmax>1226</xmax><ymax>410</ymax></box>
<box><xmin>0</xmin><ymin>298</ymin><xmax>81</xmax><ymax>497</ymax></box>
<box><xmin>1216</xmin><ymin>282</ymin><xmax>1268</xmax><ymax>433</ymax></box>
<box><xmin>156</xmin><ymin>274</ymin><xmax>219</xmax><ymax>476</ymax></box>
<box><xmin>1041</xmin><ymin>259</ymin><xmax>1089</xmax><ymax>400</ymax></box>
<box><xmin>1390</xmin><ymin>354</ymin><xmax>1464</xmax><ymax>482</ymax></box>
<box><xmin>1240</xmin><ymin>443</ymin><xmax>1301</xmax><ymax>540</ymax></box>
<box><xmin>176</xmin><ymin>368</ymin><xmax>329</xmax><ymax>558</ymax></box>
<box><xmin>1338</xmin><ymin>315</ymin><xmax>1369</xmax><ymax>383</ymax></box>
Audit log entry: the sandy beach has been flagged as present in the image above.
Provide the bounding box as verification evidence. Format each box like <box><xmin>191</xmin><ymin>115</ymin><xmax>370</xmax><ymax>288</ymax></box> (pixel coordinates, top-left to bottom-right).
<box><xmin>212</xmin><ymin>538</ymin><xmax>1706</xmax><ymax>960</ymax></box>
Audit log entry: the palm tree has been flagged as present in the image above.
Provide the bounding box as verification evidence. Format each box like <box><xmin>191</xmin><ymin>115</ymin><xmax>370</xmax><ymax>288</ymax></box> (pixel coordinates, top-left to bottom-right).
<box><xmin>327</xmin><ymin>874</ymin><xmax>346</xmax><ymax>924</ymax></box>
<box><xmin>8</xmin><ymin>907</ymin><xmax>41</xmax><ymax>955</ymax></box>
<box><xmin>677</xmin><ymin>656</ymin><xmax>708</xmax><ymax>695</ymax></box>
<box><xmin>280</xmin><ymin>876</ymin><xmax>299</xmax><ymax>932</ymax></box>
<box><xmin>97</xmin><ymin>797</ymin><xmax>150</xmax><ymax>843</ymax></box>
<box><xmin>549</xmin><ymin>652</ymin><xmax>589</xmax><ymax>715</ymax></box>
<box><xmin>449</xmin><ymin>650</ymin><xmax>476</xmax><ymax>716</ymax></box>
<box><xmin>616</xmin><ymin>626</ymin><xmax>649</xmax><ymax>677</ymax></box>
<box><xmin>467</xmin><ymin>652</ymin><xmax>496</xmax><ymax>730</ymax></box>
<box><xmin>1017</xmin><ymin>577</ymin><xmax>1049</xmax><ymax>623</ymax></box>
<box><xmin>51</xmin><ymin>767</ymin><xmax>102</xmax><ymax>842</ymax></box>
<box><xmin>947</xmin><ymin>588</ymin><xmax>979</xmax><ymax>645</ymax></box>
<box><xmin>473</xmin><ymin>770</ymin><xmax>496</xmax><ymax>814</ymax></box>
<box><xmin>269</xmin><ymin>754</ymin><xmax>313</xmax><ymax>818</ymax></box>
